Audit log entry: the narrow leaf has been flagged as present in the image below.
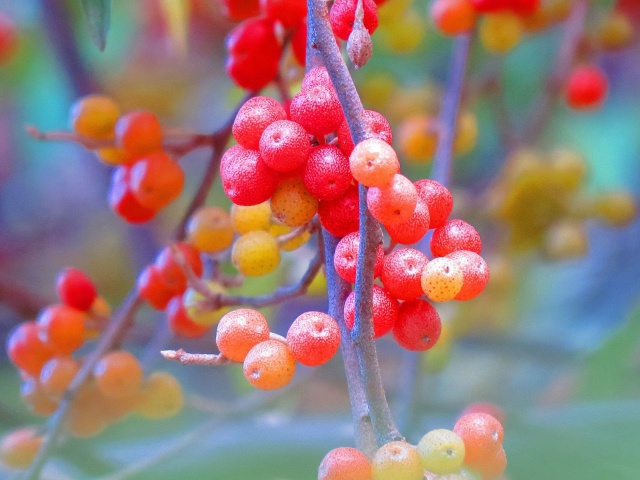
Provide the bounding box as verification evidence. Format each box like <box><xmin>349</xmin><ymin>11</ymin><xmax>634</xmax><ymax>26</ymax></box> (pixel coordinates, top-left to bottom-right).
<box><xmin>80</xmin><ymin>0</ymin><xmax>111</xmax><ymax>51</ymax></box>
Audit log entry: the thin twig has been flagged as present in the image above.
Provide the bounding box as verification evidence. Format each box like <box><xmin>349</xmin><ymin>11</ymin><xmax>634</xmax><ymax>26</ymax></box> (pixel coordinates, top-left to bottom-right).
<box><xmin>308</xmin><ymin>0</ymin><xmax>402</xmax><ymax>446</ymax></box>
<box><xmin>160</xmin><ymin>348</ymin><xmax>233</xmax><ymax>366</ymax></box>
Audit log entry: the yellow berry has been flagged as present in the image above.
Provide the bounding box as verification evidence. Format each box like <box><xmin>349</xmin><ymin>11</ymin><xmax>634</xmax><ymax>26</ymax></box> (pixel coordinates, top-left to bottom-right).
<box><xmin>187</xmin><ymin>206</ymin><xmax>235</xmax><ymax>253</ymax></box>
<box><xmin>183</xmin><ymin>281</ymin><xmax>230</xmax><ymax>326</ymax></box>
<box><xmin>480</xmin><ymin>13</ymin><xmax>524</xmax><ymax>54</ymax></box>
<box><xmin>453</xmin><ymin>111</ymin><xmax>478</xmax><ymax>156</ymax></box>
<box><xmin>372</xmin><ymin>441</ymin><xmax>424</xmax><ymax>480</ymax></box>
<box><xmin>135</xmin><ymin>371</ymin><xmax>184</xmax><ymax>419</ymax></box>
<box><xmin>417</xmin><ymin>429</ymin><xmax>465</xmax><ymax>474</ymax></box>
<box><xmin>398</xmin><ymin>115</ymin><xmax>438</xmax><ymax>164</ymax></box>
<box><xmin>270</xmin><ymin>223</ymin><xmax>311</xmax><ymax>251</ymax></box>
<box><xmin>543</xmin><ymin>220</ymin><xmax>588</xmax><ymax>260</ymax></box>
<box><xmin>231</xmin><ymin>202</ymin><xmax>272</xmax><ymax>234</ymax></box>
<box><xmin>549</xmin><ymin>148</ymin><xmax>587</xmax><ymax>192</ymax></box>
<box><xmin>232</xmin><ymin>230</ymin><xmax>281</xmax><ymax>277</ymax></box>
<box><xmin>596</xmin><ymin>10</ymin><xmax>634</xmax><ymax>50</ymax></box>
<box><xmin>269</xmin><ymin>177</ymin><xmax>318</xmax><ymax>227</ymax></box>
<box><xmin>70</xmin><ymin>94</ymin><xmax>120</xmax><ymax>140</ymax></box>
<box><xmin>379</xmin><ymin>14</ymin><xmax>426</xmax><ymax>54</ymax></box>
<box><xmin>592</xmin><ymin>191</ymin><xmax>638</xmax><ymax>226</ymax></box>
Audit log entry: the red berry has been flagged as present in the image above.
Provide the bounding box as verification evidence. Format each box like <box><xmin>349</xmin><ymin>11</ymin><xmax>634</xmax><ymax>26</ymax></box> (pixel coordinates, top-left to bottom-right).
<box><xmin>291</xmin><ymin>20</ymin><xmax>307</xmax><ymax>66</ymax></box>
<box><xmin>166</xmin><ymin>296</ymin><xmax>210</xmax><ymax>338</ymax></box>
<box><xmin>431</xmin><ymin>219</ymin><xmax>482</xmax><ymax>257</ymax></box>
<box><xmin>259</xmin><ymin>120</ymin><xmax>311</xmax><ymax>172</ymax></box>
<box><xmin>302</xmin><ymin>66</ymin><xmax>334</xmax><ymax>91</ymax></box>
<box><xmin>233</xmin><ymin>96</ymin><xmax>288</xmax><ymax>150</ymax></box>
<box><xmin>344</xmin><ymin>285</ymin><xmax>399</xmax><ymax>338</ymax></box>
<box><xmin>286</xmin><ymin>311</ymin><xmax>341</xmax><ymax>366</ymax></box>
<box><xmin>7</xmin><ymin>322</ymin><xmax>55</xmax><ymax>377</ymax></box>
<box><xmin>56</xmin><ymin>268</ymin><xmax>97</xmax><ymax>311</ymax></box>
<box><xmin>37</xmin><ymin>304</ymin><xmax>85</xmax><ymax>355</ymax></box>
<box><xmin>109</xmin><ymin>166</ymin><xmax>157</xmax><ymax>223</ymax></box>
<box><xmin>137</xmin><ymin>265</ymin><xmax>175</xmax><ymax>310</ymax></box>
<box><xmin>0</xmin><ymin>13</ymin><xmax>18</xmax><ymax>63</ymax></box>
<box><xmin>511</xmin><ymin>0</ymin><xmax>540</xmax><ymax>16</ymax></box>
<box><xmin>446</xmin><ymin>250</ymin><xmax>490</xmax><ymax>301</ymax></box>
<box><xmin>155</xmin><ymin>242</ymin><xmax>203</xmax><ymax>294</ymax></box>
<box><xmin>414</xmin><ymin>179</ymin><xmax>453</xmax><ymax>229</ymax></box>
<box><xmin>129</xmin><ymin>151</ymin><xmax>184</xmax><ymax>210</ymax></box>
<box><xmin>330</xmin><ymin>0</ymin><xmax>379</xmax><ymax>41</ymax></box>
<box><xmin>337</xmin><ymin>110</ymin><xmax>393</xmax><ymax>156</ymax></box>
<box><xmin>384</xmin><ymin>195</ymin><xmax>430</xmax><ymax>244</ymax></box>
<box><xmin>453</xmin><ymin>412</ymin><xmax>505</xmax><ymax>469</ymax></box>
<box><xmin>380</xmin><ymin>248</ymin><xmax>428</xmax><ymax>300</ymax></box>
<box><xmin>431</xmin><ymin>0</ymin><xmax>477</xmax><ymax>36</ymax></box>
<box><xmin>303</xmin><ymin>145</ymin><xmax>353</xmax><ymax>201</ymax></box>
<box><xmin>393</xmin><ymin>299</ymin><xmax>441</xmax><ymax>351</ymax></box>
<box><xmin>469</xmin><ymin>0</ymin><xmax>510</xmax><ymax>13</ymax></box>
<box><xmin>221</xmin><ymin>0</ymin><xmax>260</xmax><ymax>20</ymax></box>
<box><xmin>367</xmin><ymin>174</ymin><xmax>418</xmax><ymax>226</ymax></box>
<box><xmin>226</xmin><ymin>17</ymin><xmax>282</xmax><ymax>91</ymax></box>
<box><xmin>565</xmin><ymin>65</ymin><xmax>609</xmax><ymax>110</ymax></box>
<box><xmin>115</xmin><ymin>111</ymin><xmax>163</xmax><ymax>156</ymax></box>
<box><xmin>334</xmin><ymin>231</ymin><xmax>384</xmax><ymax>284</ymax></box>
<box><xmin>318</xmin><ymin>184</ymin><xmax>360</xmax><ymax>237</ymax></box>
<box><xmin>260</xmin><ymin>0</ymin><xmax>307</xmax><ymax>28</ymax></box>
<box><xmin>290</xmin><ymin>85</ymin><xmax>344</xmax><ymax>139</ymax></box>
<box><xmin>220</xmin><ymin>145</ymin><xmax>280</xmax><ymax>206</ymax></box>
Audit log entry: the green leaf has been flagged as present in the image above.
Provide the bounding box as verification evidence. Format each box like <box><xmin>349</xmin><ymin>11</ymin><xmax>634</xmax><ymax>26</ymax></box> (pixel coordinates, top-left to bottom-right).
<box><xmin>80</xmin><ymin>0</ymin><xmax>111</xmax><ymax>51</ymax></box>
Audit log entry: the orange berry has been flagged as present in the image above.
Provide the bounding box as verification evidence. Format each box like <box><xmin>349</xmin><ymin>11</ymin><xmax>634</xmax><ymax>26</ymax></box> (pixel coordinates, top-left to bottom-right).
<box><xmin>350</xmin><ymin>138</ymin><xmax>400</xmax><ymax>187</ymax></box>
<box><xmin>65</xmin><ymin>385</ymin><xmax>109</xmax><ymax>438</ymax></box>
<box><xmin>93</xmin><ymin>350</ymin><xmax>143</xmax><ymax>399</ymax></box>
<box><xmin>115</xmin><ymin>110</ymin><xmax>163</xmax><ymax>156</ymax></box>
<box><xmin>243</xmin><ymin>339</ymin><xmax>296</xmax><ymax>390</ymax></box>
<box><xmin>37</xmin><ymin>304</ymin><xmax>86</xmax><ymax>355</ymax></box>
<box><xmin>7</xmin><ymin>321</ymin><xmax>55</xmax><ymax>377</ymax></box>
<box><xmin>129</xmin><ymin>151</ymin><xmax>184</xmax><ymax>210</ymax></box>
<box><xmin>216</xmin><ymin>308</ymin><xmax>271</xmax><ymax>362</ymax></box>
<box><xmin>270</xmin><ymin>177</ymin><xmax>319</xmax><ymax>227</ymax></box>
<box><xmin>367</xmin><ymin>174</ymin><xmax>418</xmax><ymax>226</ymax></box>
<box><xmin>20</xmin><ymin>378</ymin><xmax>58</xmax><ymax>416</ymax></box>
<box><xmin>0</xmin><ymin>427</ymin><xmax>44</xmax><ymax>469</ymax></box>
<box><xmin>431</xmin><ymin>0</ymin><xmax>477</xmax><ymax>36</ymax></box>
<box><xmin>453</xmin><ymin>412</ymin><xmax>504</xmax><ymax>469</ymax></box>
<box><xmin>39</xmin><ymin>356</ymin><xmax>81</xmax><ymax>399</ymax></box>
<box><xmin>69</xmin><ymin>94</ymin><xmax>120</xmax><ymax>140</ymax></box>
<box><xmin>318</xmin><ymin>447</ymin><xmax>372</xmax><ymax>480</ymax></box>
<box><xmin>187</xmin><ymin>206</ymin><xmax>235</xmax><ymax>253</ymax></box>
<box><xmin>421</xmin><ymin>257</ymin><xmax>464</xmax><ymax>302</ymax></box>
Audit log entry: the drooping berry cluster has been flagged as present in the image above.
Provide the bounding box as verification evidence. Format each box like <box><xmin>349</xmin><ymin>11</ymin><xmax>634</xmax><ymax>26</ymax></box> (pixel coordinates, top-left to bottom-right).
<box><xmin>3</xmin><ymin>268</ymin><xmax>183</xmax><ymax>469</ymax></box>
<box><xmin>318</xmin><ymin>411</ymin><xmax>507</xmax><ymax>480</ymax></box>
<box><xmin>217</xmin><ymin>308</ymin><xmax>341</xmax><ymax>390</ymax></box>
<box><xmin>69</xmin><ymin>95</ymin><xmax>184</xmax><ymax>223</ymax></box>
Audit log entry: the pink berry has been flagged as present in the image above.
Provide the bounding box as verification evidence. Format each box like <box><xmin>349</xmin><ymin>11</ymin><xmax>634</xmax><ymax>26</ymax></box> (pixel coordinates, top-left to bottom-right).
<box><xmin>220</xmin><ymin>145</ymin><xmax>280</xmax><ymax>206</ymax></box>
<box><xmin>380</xmin><ymin>248</ymin><xmax>428</xmax><ymax>301</ymax></box>
<box><xmin>414</xmin><ymin>179</ymin><xmax>453</xmax><ymax>229</ymax></box>
<box><xmin>260</xmin><ymin>0</ymin><xmax>307</xmax><ymax>28</ymax></box>
<box><xmin>367</xmin><ymin>174</ymin><xmax>418</xmax><ymax>226</ymax></box>
<box><xmin>446</xmin><ymin>250</ymin><xmax>490</xmax><ymax>300</ymax></box>
<box><xmin>301</xmin><ymin>66</ymin><xmax>335</xmax><ymax>91</ymax></box>
<box><xmin>385</xmin><ymin>195</ymin><xmax>430</xmax><ymax>244</ymax></box>
<box><xmin>318</xmin><ymin>447</ymin><xmax>372</xmax><ymax>480</ymax></box>
<box><xmin>431</xmin><ymin>219</ymin><xmax>482</xmax><ymax>257</ymax></box>
<box><xmin>290</xmin><ymin>85</ymin><xmax>344</xmax><ymax>139</ymax></box>
<box><xmin>349</xmin><ymin>138</ymin><xmax>399</xmax><ymax>188</ymax></box>
<box><xmin>259</xmin><ymin>120</ymin><xmax>311</xmax><ymax>172</ymax></box>
<box><xmin>330</xmin><ymin>0</ymin><xmax>379</xmax><ymax>41</ymax></box>
<box><xmin>565</xmin><ymin>65</ymin><xmax>608</xmax><ymax>110</ymax></box>
<box><xmin>334</xmin><ymin>232</ymin><xmax>384</xmax><ymax>284</ymax></box>
<box><xmin>303</xmin><ymin>145</ymin><xmax>352</xmax><ymax>201</ymax></box>
<box><xmin>337</xmin><ymin>110</ymin><xmax>393</xmax><ymax>156</ymax></box>
<box><xmin>393</xmin><ymin>299</ymin><xmax>441</xmax><ymax>351</ymax></box>
<box><xmin>344</xmin><ymin>285</ymin><xmax>399</xmax><ymax>338</ymax></box>
<box><xmin>286</xmin><ymin>311</ymin><xmax>341</xmax><ymax>366</ymax></box>
<box><xmin>232</xmin><ymin>96</ymin><xmax>287</xmax><ymax>150</ymax></box>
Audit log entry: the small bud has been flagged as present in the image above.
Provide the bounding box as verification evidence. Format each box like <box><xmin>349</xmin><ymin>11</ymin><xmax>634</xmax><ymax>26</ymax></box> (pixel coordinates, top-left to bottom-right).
<box><xmin>347</xmin><ymin>18</ymin><xmax>373</xmax><ymax>69</ymax></box>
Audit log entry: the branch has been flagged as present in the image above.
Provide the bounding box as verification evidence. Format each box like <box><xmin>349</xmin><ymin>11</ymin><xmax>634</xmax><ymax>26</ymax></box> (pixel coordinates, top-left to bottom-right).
<box><xmin>520</xmin><ymin>0</ymin><xmax>588</xmax><ymax>145</ymax></box>
<box><xmin>160</xmin><ymin>348</ymin><xmax>233</xmax><ymax>366</ymax></box>
<box><xmin>308</xmin><ymin>0</ymin><xmax>402</xmax><ymax>446</ymax></box>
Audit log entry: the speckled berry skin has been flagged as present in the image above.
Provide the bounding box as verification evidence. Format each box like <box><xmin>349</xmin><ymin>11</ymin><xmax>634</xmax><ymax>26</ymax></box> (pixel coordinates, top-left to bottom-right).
<box><xmin>417</xmin><ymin>429</ymin><xmax>466</xmax><ymax>475</ymax></box>
<box><xmin>446</xmin><ymin>250</ymin><xmax>490</xmax><ymax>300</ymax></box>
<box><xmin>414</xmin><ymin>179</ymin><xmax>453</xmax><ymax>229</ymax></box>
<box><xmin>259</xmin><ymin>120</ymin><xmax>311</xmax><ymax>172</ymax></box>
<box><xmin>349</xmin><ymin>138</ymin><xmax>399</xmax><ymax>188</ymax></box>
<box><xmin>431</xmin><ymin>219</ymin><xmax>482</xmax><ymax>257</ymax></box>
<box><xmin>338</xmin><ymin>110</ymin><xmax>393</xmax><ymax>156</ymax></box>
<box><xmin>453</xmin><ymin>412</ymin><xmax>504</xmax><ymax>469</ymax></box>
<box><xmin>334</xmin><ymin>232</ymin><xmax>384</xmax><ymax>284</ymax></box>
<box><xmin>367</xmin><ymin>174</ymin><xmax>418</xmax><ymax>226</ymax></box>
<box><xmin>232</xmin><ymin>96</ymin><xmax>287</xmax><ymax>150</ymax></box>
<box><xmin>270</xmin><ymin>177</ymin><xmax>319</xmax><ymax>227</ymax></box>
<box><xmin>385</xmin><ymin>195</ymin><xmax>430</xmax><ymax>244</ymax></box>
<box><xmin>290</xmin><ymin>85</ymin><xmax>344</xmax><ymax>139</ymax></box>
<box><xmin>371</xmin><ymin>441</ymin><xmax>423</xmax><ymax>480</ymax></box>
<box><xmin>231</xmin><ymin>230</ymin><xmax>281</xmax><ymax>277</ymax></box>
<box><xmin>421</xmin><ymin>257</ymin><xmax>464</xmax><ymax>302</ymax></box>
<box><xmin>393</xmin><ymin>299</ymin><xmax>441</xmax><ymax>351</ymax></box>
<box><xmin>318</xmin><ymin>184</ymin><xmax>360</xmax><ymax>237</ymax></box>
<box><xmin>318</xmin><ymin>447</ymin><xmax>372</xmax><ymax>480</ymax></box>
<box><xmin>330</xmin><ymin>0</ymin><xmax>379</xmax><ymax>41</ymax></box>
<box><xmin>286</xmin><ymin>311</ymin><xmax>341</xmax><ymax>366</ymax></box>
<box><xmin>216</xmin><ymin>308</ymin><xmax>270</xmax><ymax>362</ymax></box>
<box><xmin>344</xmin><ymin>285</ymin><xmax>399</xmax><ymax>338</ymax></box>
<box><xmin>381</xmin><ymin>248</ymin><xmax>428</xmax><ymax>301</ymax></box>
<box><xmin>301</xmin><ymin>66</ymin><xmax>334</xmax><ymax>91</ymax></box>
<box><xmin>303</xmin><ymin>145</ymin><xmax>352</xmax><ymax>201</ymax></box>
<box><xmin>243</xmin><ymin>339</ymin><xmax>296</xmax><ymax>390</ymax></box>
<box><xmin>220</xmin><ymin>145</ymin><xmax>280</xmax><ymax>206</ymax></box>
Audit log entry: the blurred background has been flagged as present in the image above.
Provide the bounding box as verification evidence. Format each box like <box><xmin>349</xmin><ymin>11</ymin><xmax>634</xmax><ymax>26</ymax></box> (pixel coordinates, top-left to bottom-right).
<box><xmin>1</xmin><ymin>0</ymin><xmax>640</xmax><ymax>479</ymax></box>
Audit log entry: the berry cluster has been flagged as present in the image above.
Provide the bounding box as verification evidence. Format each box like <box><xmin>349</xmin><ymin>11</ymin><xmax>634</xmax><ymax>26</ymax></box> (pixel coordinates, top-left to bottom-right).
<box><xmin>217</xmin><ymin>308</ymin><xmax>341</xmax><ymax>390</ymax></box>
<box><xmin>487</xmin><ymin>147</ymin><xmax>638</xmax><ymax>257</ymax></box>
<box><xmin>69</xmin><ymin>95</ymin><xmax>184</xmax><ymax>223</ymax></box>
<box><xmin>318</xmin><ymin>411</ymin><xmax>506</xmax><ymax>480</ymax></box>
<box><xmin>3</xmin><ymin>268</ymin><xmax>183</xmax><ymax>469</ymax></box>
